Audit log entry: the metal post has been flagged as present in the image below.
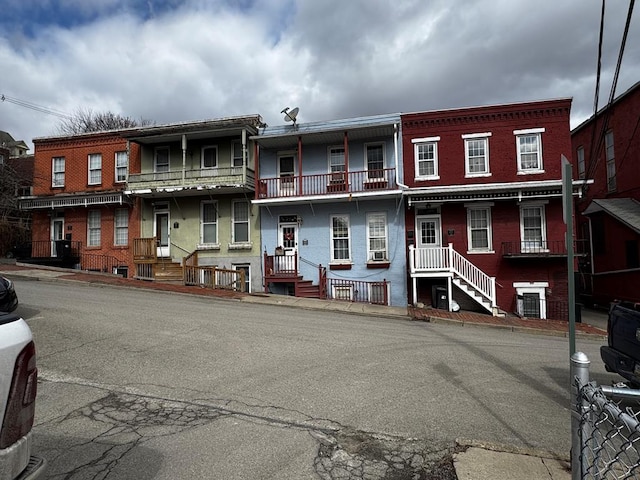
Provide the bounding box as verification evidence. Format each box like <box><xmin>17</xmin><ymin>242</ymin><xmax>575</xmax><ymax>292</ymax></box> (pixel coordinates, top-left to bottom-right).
<box><xmin>570</xmin><ymin>351</ymin><xmax>590</xmax><ymax>480</ymax></box>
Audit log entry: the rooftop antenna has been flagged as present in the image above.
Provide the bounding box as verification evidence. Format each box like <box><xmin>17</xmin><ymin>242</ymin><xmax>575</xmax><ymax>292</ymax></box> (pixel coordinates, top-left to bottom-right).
<box><xmin>281</xmin><ymin>107</ymin><xmax>299</xmax><ymax>126</ymax></box>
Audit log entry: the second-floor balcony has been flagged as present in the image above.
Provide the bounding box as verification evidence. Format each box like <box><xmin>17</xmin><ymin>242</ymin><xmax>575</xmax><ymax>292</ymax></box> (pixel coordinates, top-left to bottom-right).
<box><xmin>127</xmin><ymin>166</ymin><xmax>255</xmax><ymax>195</ymax></box>
<box><xmin>257</xmin><ymin>168</ymin><xmax>397</xmax><ymax>200</ymax></box>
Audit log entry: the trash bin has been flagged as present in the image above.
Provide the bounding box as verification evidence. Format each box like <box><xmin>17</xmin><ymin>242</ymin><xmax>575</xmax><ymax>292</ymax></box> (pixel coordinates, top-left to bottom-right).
<box><xmin>432</xmin><ymin>285</ymin><xmax>448</xmax><ymax>310</ymax></box>
<box><xmin>55</xmin><ymin>240</ymin><xmax>71</xmax><ymax>258</ymax></box>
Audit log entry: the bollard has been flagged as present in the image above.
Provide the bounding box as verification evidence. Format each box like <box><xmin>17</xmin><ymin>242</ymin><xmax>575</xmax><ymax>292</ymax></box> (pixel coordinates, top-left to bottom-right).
<box><xmin>570</xmin><ymin>352</ymin><xmax>590</xmax><ymax>480</ymax></box>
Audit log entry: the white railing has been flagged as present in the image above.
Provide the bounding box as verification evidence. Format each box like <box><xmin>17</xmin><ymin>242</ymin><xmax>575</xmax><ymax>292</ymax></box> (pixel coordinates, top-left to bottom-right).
<box><xmin>409</xmin><ymin>244</ymin><xmax>496</xmax><ymax>307</ymax></box>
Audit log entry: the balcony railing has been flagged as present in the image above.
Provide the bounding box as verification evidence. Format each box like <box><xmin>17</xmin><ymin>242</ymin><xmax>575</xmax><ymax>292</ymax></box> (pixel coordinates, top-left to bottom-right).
<box><xmin>127</xmin><ymin>166</ymin><xmax>255</xmax><ymax>191</ymax></box>
<box><xmin>257</xmin><ymin>168</ymin><xmax>396</xmax><ymax>199</ymax></box>
<box><xmin>502</xmin><ymin>240</ymin><xmax>589</xmax><ymax>257</ymax></box>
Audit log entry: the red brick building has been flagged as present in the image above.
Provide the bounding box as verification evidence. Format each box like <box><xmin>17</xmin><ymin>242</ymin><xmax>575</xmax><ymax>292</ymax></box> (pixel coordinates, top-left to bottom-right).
<box><xmin>402</xmin><ymin>99</ymin><xmax>584</xmax><ymax>319</ymax></box>
<box><xmin>571</xmin><ymin>81</ymin><xmax>640</xmax><ymax>306</ymax></box>
<box><xmin>20</xmin><ymin>131</ymin><xmax>141</xmax><ymax>277</ymax></box>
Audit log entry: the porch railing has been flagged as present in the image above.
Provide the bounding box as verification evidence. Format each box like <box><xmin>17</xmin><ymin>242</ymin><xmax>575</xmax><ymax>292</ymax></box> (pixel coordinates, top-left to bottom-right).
<box><xmin>326</xmin><ymin>278</ymin><xmax>389</xmax><ymax>305</ymax></box>
<box><xmin>78</xmin><ymin>253</ymin><xmax>121</xmax><ymax>273</ymax></box>
<box><xmin>257</xmin><ymin>168</ymin><xmax>396</xmax><ymax>199</ymax></box>
<box><xmin>15</xmin><ymin>240</ymin><xmax>82</xmax><ymax>259</ymax></box>
<box><xmin>184</xmin><ymin>265</ymin><xmax>246</xmax><ymax>292</ymax></box>
<box><xmin>264</xmin><ymin>251</ymin><xmax>299</xmax><ymax>278</ymax></box>
<box><xmin>409</xmin><ymin>244</ymin><xmax>496</xmax><ymax>307</ymax></box>
<box><xmin>127</xmin><ymin>166</ymin><xmax>255</xmax><ymax>189</ymax></box>
<box><xmin>134</xmin><ymin>237</ymin><xmax>157</xmax><ymax>261</ymax></box>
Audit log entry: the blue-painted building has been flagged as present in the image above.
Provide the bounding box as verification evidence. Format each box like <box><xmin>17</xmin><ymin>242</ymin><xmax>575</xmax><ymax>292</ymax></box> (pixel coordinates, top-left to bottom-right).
<box><xmin>251</xmin><ymin>113</ymin><xmax>408</xmax><ymax>307</ymax></box>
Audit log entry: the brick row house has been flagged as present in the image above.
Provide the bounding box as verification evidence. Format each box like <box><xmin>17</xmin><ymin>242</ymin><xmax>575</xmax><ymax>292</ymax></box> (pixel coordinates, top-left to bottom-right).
<box><xmin>20</xmin><ymin>131</ymin><xmax>140</xmax><ymax>276</ymax></box>
<box><xmin>19</xmin><ymin>99</ymin><xmax>583</xmax><ymax>318</ymax></box>
<box><xmin>251</xmin><ymin>114</ymin><xmax>407</xmax><ymax>306</ymax></box>
<box><xmin>571</xmin><ymin>81</ymin><xmax>640</xmax><ymax>306</ymax></box>
<box><xmin>401</xmin><ymin>99</ymin><xmax>585</xmax><ymax>318</ymax></box>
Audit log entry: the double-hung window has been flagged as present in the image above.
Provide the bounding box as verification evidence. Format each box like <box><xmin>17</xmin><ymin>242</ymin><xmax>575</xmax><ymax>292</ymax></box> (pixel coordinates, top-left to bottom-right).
<box><xmin>232</xmin><ymin>142</ymin><xmax>244</xmax><ymax>168</ymax></box>
<box><xmin>232</xmin><ymin>200</ymin><xmax>250</xmax><ymax>244</ymax></box>
<box><xmin>87</xmin><ymin>210</ymin><xmax>101</xmax><ymax>247</ymax></box>
<box><xmin>412</xmin><ymin>137</ymin><xmax>440</xmax><ymax>180</ymax></box>
<box><xmin>605</xmin><ymin>130</ymin><xmax>616</xmax><ymax>192</ymax></box>
<box><xmin>330</xmin><ymin>214</ymin><xmax>351</xmax><ymax>263</ymax></box>
<box><xmin>115</xmin><ymin>151</ymin><xmax>128</xmax><ymax>183</ymax></box>
<box><xmin>463</xmin><ymin>133</ymin><xmax>491</xmax><ymax>176</ymax></box>
<box><xmin>88</xmin><ymin>153</ymin><xmax>102</xmax><ymax>185</ymax></box>
<box><xmin>515</xmin><ymin>128</ymin><xmax>544</xmax><ymax>173</ymax></box>
<box><xmin>466</xmin><ymin>205</ymin><xmax>493</xmax><ymax>252</ymax></box>
<box><xmin>367</xmin><ymin>212</ymin><xmax>388</xmax><ymax>262</ymax></box>
<box><xmin>365</xmin><ymin>143</ymin><xmax>384</xmax><ymax>180</ymax></box>
<box><xmin>520</xmin><ymin>204</ymin><xmax>547</xmax><ymax>252</ymax></box>
<box><xmin>114</xmin><ymin>208</ymin><xmax>128</xmax><ymax>246</ymax></box>
<box><xmin>155</xmin><ymin>147</ymin><xmax>170</xmax><ymax>173</ymax></box>
<box><xmin>576</xmin><ymin>146</ymin><xmax>585</xmax><ymax>179</ymax></box>
<box><xmin>202</xmin><ymin>146</ymin><xmax>218</xmax><ymax>169</ymax></box>
<box><xmin>52</xmin><ymin>156</ymin><xmax>65</xmax><ymax>187</ymax></box>
<box><xmin>201</xmin><ymin>201</ymin><xmax>218</xmax><ymax>246</ymax></box>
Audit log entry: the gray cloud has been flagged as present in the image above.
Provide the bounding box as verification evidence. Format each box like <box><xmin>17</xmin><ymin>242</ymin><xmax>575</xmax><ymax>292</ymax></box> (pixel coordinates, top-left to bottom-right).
<box><xmin>1</xmin><ymin>0</ymin><xmax>638</xmax><ymax>150</ymax></box>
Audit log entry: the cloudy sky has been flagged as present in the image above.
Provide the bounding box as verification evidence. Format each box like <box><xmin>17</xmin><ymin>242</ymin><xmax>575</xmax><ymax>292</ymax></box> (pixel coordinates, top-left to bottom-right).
<box><xmin>1</xmin><ymin>0</ymin><xmax>638</xmax><ymax>150</ymax></box>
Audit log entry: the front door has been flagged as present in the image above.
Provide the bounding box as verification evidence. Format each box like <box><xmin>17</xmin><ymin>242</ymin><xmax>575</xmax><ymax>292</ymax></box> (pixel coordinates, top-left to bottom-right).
<box><xmin>51</xmin><ymin>218</ymin><xmax>64</xmax><ymax>257</ymax></box>
<box><xmin>416</xmin><ymin>215</ymin><xmax>444</xmax><ymax>268</ymax></box>
<box><xmin>275</xmin><ymin>222</ymin><xmax>298</xmax><ymax>274</ymax></box>
<box><xmin>278</xmin><ymin>154</ymin><xmax>296</xmax><ymax>196</ymax></box>
<box><xmin>155</xmin><ymin>210</ymin><xmax>169</xmax><ymax>258</ymax></box>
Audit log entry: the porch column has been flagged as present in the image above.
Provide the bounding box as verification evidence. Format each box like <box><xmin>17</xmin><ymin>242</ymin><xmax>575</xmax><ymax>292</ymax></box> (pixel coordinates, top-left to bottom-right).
<box><xmin>447</xmin><ymin>275</ymin><xmax>452</xmax><ymax>312</ymax></box>
<box><xmin>343</xmin><ymin>132</ymin><xmax>349</xmax><ymax>191</ymax></box>
<box><xmin>412</xmin><ymin>277</ymin><xmax>417</xmax><ymax>307</ymax></box>
<box><xmin>297</xmin><ymin>136</ymin><xmax>303</xmax><ymax>194</ymax></box>
<box><xmin>254</xmin><ymin>142</ymin><xmax>260</xmax><ymax>200</ymax></box>
<box><xmin>181</xmin><ymin>134</ymin><xmax>187</xmax><ymax>181</ymax></box>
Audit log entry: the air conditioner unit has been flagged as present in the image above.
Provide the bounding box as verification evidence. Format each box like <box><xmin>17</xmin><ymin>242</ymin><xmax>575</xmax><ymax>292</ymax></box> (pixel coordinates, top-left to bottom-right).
<box><xmin>373</xmin><ymin>251</ymin><xmax>385</xmax><ymax>261</ymax></box>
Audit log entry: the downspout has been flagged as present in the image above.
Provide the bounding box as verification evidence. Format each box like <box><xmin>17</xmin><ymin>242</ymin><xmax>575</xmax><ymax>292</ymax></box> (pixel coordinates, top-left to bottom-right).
<box><xmin>298</xmin><ymin>136</ymin><xmax>303</xmax><ymax>194</ymax></box>
<box><xmin>181</xmin><ymin>134</ymin><xmax>187</xmax><ymax>182</ymax></box>
<box><xmin>254</xmin><ymin>142</ymin><xmax>260</xmax><ymax>200</ymax></box>
<box><xmin>394</xmin><ymin>124</ymin><xmax>409</xmax><ymax>189</ymax></box>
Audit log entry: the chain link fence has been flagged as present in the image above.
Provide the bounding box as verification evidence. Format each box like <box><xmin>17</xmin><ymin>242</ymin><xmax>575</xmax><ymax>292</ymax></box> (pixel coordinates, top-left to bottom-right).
<box><xmin>571</xmin><ymin>352</ymin><xmax>640</xmax><ymax>479</ymax></box>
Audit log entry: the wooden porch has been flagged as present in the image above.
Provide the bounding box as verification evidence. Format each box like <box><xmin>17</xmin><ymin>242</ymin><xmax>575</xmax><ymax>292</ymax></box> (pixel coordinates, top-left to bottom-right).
<box><xmin>263</xmin><ymin>251</ymin><xmax>327</xmax><ymax>299</ymax></box>
<box><xmin>133</xmin><ymin>238</ymin><xmax>246</xmax><ymax>291</ymax></box>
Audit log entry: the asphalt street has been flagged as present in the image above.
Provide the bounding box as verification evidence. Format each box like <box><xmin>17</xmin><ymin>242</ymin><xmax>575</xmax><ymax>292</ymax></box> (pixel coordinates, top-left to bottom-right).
<box><xmin>11</xmin><ymin>276</ymin><xmax>615</xmax><ymax>479</ymax></box>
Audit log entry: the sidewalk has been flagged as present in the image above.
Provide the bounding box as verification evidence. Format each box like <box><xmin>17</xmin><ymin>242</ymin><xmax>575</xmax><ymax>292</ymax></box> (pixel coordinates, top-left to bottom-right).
<box><xmin>1</xmin><ymin>262</ymin><xmax>601</xmax><ymax>479</ymax></box>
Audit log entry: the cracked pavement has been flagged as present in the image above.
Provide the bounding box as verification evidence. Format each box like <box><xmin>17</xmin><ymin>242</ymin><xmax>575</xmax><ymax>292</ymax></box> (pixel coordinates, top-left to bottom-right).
<box><xmin>35</xmin><ymin>376</ymin><xmax>458</xmax><ymax>480</ymax></box>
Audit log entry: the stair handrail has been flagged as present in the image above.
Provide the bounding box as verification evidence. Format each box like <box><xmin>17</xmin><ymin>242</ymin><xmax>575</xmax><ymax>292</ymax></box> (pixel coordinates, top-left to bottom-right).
<box><xmin>448</xmin><ymin>244</ymin><xmax>496</xmax><ymax>307</ymax></box>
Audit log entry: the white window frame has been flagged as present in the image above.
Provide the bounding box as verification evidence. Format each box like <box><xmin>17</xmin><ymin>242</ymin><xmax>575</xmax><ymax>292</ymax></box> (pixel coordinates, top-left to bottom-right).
<box><xmin>88</xmin><ymin>153</ymin><xmax>102</xmax><ymax>185</ymax></box>
<box><xmin>576</xmin><ymin>146</ymin><xmax>585</xmax><ymax>179</ymax></box>
<box><xmin>154</xmin><ymin>147</ymin><xmax>170</xmax><ymax>173</ymax></box>
<box><xmin>52</xmin><ymin>156</ymin><xmax>65</xmax><ymax>187</ymax></box>
<box><xmin>328</xmin><ymin>146</ymin><xmax>346</xmax><ymax>173</ymax></box>
<box><xmin>199</xmin><ymin>201</ymin><xmax>219</xmax><ymax>248</ymax></box>
<box><xmin>87</xmin><ymin>210</ymin><xmax>101</xmax><ymax>247</ymax></box>
<box><xmin>114</xmin><ymin>208</ymin><xmax>129</xmax><ymax>246</ymax></box>
<box><xmin>231</xmin><ymin>200</ymin><xmax>250</xmax><ymax>245</ymax></box>
<box><xmin>514</xmin><ymin>282</ymin><xmax>549</xmax><ymax>319</ymax></box>
<box><xmin>115</xmin><ymin>151</ymin><xmax>128</xmax><ymax>183</ymax></box>
<box><xmin>605</xmin><ymin>130</ymin><xmax>616</xmax><ymax>192</ymax></box>
<box><xmin>364</xmin><ymin>142</ymin><xmax>385</xmax><ymax>180</ymax></box>
<box><xmin>466</xmin><ymin>203</ymin><xmax>494</xmax><ymax>253</ymax></box>
<box><xmin>514</xmin><ymin>128</ymin><xmax>544</xmax><ymax>174</ymax></box>
<box><xmin>332</xmin><ymin>284</ymin><xmax>353</xmax><ymax>301</ymax></box>
<box><xmin>201</xmin><ymin>145</ymin><xmax>218</xmax><ymax>169</ymax></box>
<box><xmin>330</xmin><ymin>214</ymin><xmax>351</xmax><ymax>264</ymax></box>
<box><xmin>519</xmin><ymin>202</ymin><xmax>547</xmax><ymax>252</ymax></box>
<box><xmin>463</xmin><ymin>132</ymin><xmax>491</xmax><ymax>177</ymax></box>
<box><xmin>232</xmin><ymin>141</ymin><xmax>244</xmax><ymax>168</ymax></box>
<box><xmin>366</xmin><ymin>212</ymin><xmax>388</xmax><ymax>262</ymax></box>
<box><xmin>368</xmin><ymin>282</ymin><xmax>390</xmax><ymax>306</ymax></box>
<box><xmin>412</xmin><ymin>137</ymin><xmax>440</xmax><ymax>180</ymax></box>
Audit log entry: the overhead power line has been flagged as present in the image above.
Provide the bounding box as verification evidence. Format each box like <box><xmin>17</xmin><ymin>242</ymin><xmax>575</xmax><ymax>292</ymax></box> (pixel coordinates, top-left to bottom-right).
<box><xmin>1</xmin><ymin>94</ymin><xmax>73</xmax><ymax>120</ymax></box>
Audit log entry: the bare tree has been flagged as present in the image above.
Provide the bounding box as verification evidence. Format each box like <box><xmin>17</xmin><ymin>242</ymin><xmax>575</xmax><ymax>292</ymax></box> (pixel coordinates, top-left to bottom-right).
<box><xmin>0</xmin><ymin>160</ymin><xmax>31</xmax><ymax>256</ymax></box>
<box><xmin>56</xmin><ymin>107</ymin><xmax>154</xmax><ymax>134</ymax></box>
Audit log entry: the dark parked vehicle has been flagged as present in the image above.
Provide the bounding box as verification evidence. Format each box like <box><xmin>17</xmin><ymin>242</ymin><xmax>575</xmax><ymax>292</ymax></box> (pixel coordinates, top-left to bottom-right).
<box><xmin>601</xmin><ymin>301</ymin><xmax>640</xmax><ymax>387</ymax></box>
<box><xmin>0</xmin><ymin>277</ymin><xmax>18</xmax><ymax>313</ymax></box>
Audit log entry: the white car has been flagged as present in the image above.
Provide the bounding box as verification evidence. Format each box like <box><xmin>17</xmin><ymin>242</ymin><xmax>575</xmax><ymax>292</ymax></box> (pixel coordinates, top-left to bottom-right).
<box><xmin>0</xmin><ymin>312</ymin><xmax>46</xmax><ymax>479</ymax></box>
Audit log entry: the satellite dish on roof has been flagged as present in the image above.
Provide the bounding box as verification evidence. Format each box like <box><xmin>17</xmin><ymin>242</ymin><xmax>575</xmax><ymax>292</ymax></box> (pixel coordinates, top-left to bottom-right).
<box><xmin>281</xmin><ymin>107</ymin><xmax>299</xmax><ymax>124</ymax></box>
